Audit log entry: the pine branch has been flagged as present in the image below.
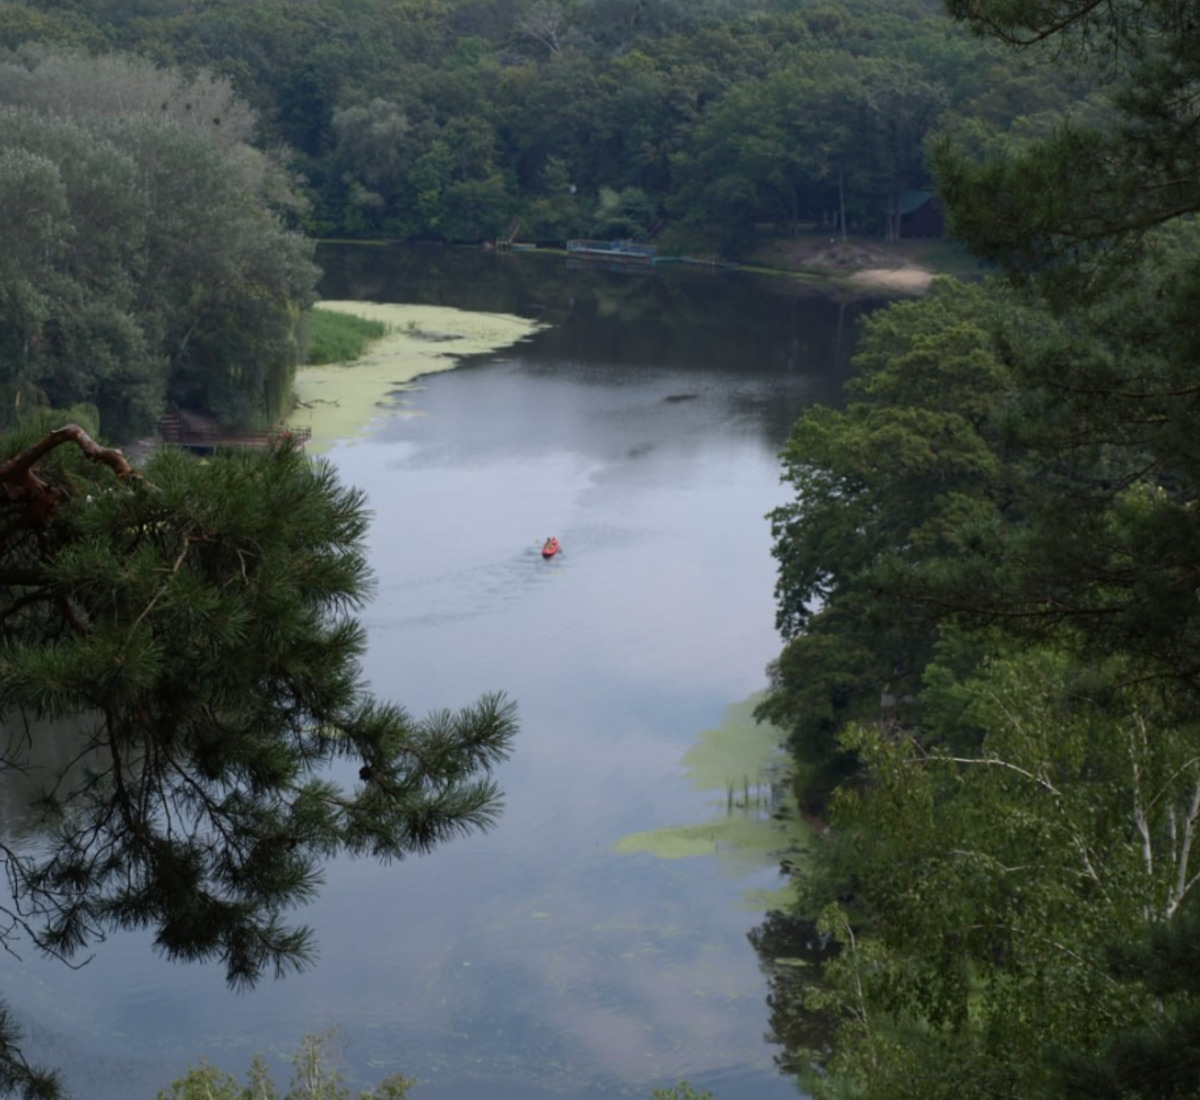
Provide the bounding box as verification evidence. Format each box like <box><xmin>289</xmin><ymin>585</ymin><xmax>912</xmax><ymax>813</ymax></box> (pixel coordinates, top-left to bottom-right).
<box><xmin>0</xmin><ymin>423</ymin><xmax>140</xmax><ymax>494</ymax></box>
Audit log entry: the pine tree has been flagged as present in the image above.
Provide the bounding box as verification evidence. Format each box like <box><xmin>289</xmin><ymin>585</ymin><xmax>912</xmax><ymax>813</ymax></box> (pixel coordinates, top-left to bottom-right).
<box><xmin>0</xmin><ymin>418</ymin><xmax>516</xmax><ymax>1097</ymax></box>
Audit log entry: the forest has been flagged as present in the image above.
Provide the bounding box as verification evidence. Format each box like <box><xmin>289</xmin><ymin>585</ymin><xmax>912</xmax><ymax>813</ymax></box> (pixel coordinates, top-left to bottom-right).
<box><xmin>0</xmin><ymin>0</ymin><xmax>1080</xmax><ymax>439</ymax></box>
<box><xmin>3</xmin><ymin>0</ymin><xmax>1200</xmax><ymax>1097</ymax></box>
<box><xmin>754</xmin><ymin>0</ymin><xmax>1200</xmax><ymax>1093</ymax></box>
<box><xmin>1</xmin><ymin>0</ymin><xmax>1079</xmax><ymax>253</ymax></box>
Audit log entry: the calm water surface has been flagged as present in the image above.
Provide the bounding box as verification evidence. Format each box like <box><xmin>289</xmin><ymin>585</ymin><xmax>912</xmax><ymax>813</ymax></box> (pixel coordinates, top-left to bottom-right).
<box><xmin>12</xmin><ymin>248</ymin><xmax>889</xmax><ymax>1100</ymax></box>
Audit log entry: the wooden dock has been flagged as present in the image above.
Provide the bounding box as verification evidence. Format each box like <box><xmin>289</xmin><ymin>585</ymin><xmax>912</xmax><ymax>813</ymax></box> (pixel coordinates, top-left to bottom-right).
<box><xmin>566</xmin><ymin>239</ymin><xmax>659</xmax><ymax>263</ymax></box>
<box><xmin>158</xmin><ymin>410</ymin><xmax>311</xmax><ymax>455</ymax></box>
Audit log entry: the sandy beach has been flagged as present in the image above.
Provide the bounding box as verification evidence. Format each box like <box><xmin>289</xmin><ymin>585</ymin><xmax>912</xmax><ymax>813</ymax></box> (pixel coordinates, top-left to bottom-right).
<box><xmin>848</xmin><ymin>267</ymin><xmax>935</xmax><ymax>293</ymax></box>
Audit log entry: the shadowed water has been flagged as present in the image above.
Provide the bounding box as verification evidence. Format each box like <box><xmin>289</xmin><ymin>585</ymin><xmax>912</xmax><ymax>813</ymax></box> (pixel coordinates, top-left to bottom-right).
<box><xmin>6</xmin><ymin>247</ymin><xmax>890</xmax><ymax>1100</ymax></box>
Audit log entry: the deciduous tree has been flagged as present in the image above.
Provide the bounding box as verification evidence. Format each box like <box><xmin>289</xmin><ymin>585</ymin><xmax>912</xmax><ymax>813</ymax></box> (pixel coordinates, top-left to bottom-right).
<box><xmin>0</xmin><ymin>49</ymin><xmax>318</xmax><ymax>437</ymax></box>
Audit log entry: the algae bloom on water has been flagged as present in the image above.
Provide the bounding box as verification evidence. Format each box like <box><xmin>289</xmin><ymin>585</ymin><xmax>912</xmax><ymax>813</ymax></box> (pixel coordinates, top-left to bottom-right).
<box><xmin>290</xmin><ymin>301</ymin><xmax>544</xmax><ymax>452</ymax></box>
<box><xmin>614</xmin><ymin>694</ymin><xmax>812</xmax><ymax>908</ymax></box>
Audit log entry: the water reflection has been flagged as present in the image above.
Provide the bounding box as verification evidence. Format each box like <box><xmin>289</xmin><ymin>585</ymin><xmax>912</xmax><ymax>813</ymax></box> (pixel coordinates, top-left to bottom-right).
<box><xmin>747</xmin><ymin>910</ymin><xmax>842</xmax><ymax>1081</ymax></box>
<box><xmin>0</xmin><ymin>713</ymin><xmax>105</xmax><ymax>843</ymax></box>
<box><xmin>5</xmin><ymin>248</ymin><xmax>886</xmax><ymax>1100</ymax></box>
<box><xmin>318</xmin><ymin>244</ymin><xmax>883</xmax><ymax>403</ymax></box>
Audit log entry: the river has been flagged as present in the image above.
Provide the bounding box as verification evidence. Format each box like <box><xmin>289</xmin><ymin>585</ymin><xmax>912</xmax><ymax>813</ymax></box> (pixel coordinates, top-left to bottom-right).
<box><xmin>10</xmin><ymin>246</ymin><xmax>891</xmax><ymax>1100</ymax></box>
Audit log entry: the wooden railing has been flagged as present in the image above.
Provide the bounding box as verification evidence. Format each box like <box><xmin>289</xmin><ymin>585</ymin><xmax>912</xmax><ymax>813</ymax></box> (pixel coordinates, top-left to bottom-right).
<box><xmin>159</xmin><ymin>413</ymin><xmax>311</xmax><ymax>453</ymax></box>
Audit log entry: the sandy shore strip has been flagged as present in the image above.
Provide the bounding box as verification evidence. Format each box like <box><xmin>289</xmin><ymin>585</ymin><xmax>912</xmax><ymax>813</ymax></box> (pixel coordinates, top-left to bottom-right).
<box><xmin>847</xmin><ymin>267</ymin><xmax>934</xmax><ymax>294</ymax></box>
<box><xmin>289</xmin><ymin>301</ymin><xmax>543</xmax><ymax>452</ymax></box>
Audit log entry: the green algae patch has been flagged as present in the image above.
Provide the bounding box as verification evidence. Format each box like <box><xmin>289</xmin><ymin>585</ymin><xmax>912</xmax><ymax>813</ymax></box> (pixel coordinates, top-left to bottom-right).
<box><xmin>615</xmin><ymin>692</ymin><xmax>814</xmax><ymax>906</ymax></box>
<box><xmin>678</xmin><ymin>694</ymin><xmax>786</xmax><ymax>791</ymax></box>
<box><xmin>741</xmin><ymin>880</ymin><xmax>802</xmax><ymax>912</ymax></box>
<box><xmin>616</xmin><ymin>816</ymin><xmax>786</xmax><ymax>863</ymax></box>
<box><xmin>289</xmin><ymin>301</ymin><xmax>542</xmax><ymax>452</ymax></box>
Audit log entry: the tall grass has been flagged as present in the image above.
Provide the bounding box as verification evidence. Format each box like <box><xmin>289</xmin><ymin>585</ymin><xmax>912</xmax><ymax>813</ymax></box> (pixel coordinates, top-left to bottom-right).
<box><xmin>304</xmin><ymin>308</ymin><xmax>388</xmax><ymax>365</ymax></box>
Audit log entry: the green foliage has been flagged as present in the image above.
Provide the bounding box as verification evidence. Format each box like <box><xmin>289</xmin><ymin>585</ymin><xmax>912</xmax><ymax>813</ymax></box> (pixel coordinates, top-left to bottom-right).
<box><xmin>937</xmin><ymin>0</ymin><xmax>1200</xmax><ymax>297</ymax></box>
<box><xmin>0</xmin><ymin>48</ymin><xmax>317</xmax><ymax>437</ymax></box>
<box><xmin>757</xmin><ymin>0</ymin><xmax>1200</xmax><ymax>1094</ymax></box>
<box><xmin>786</xmin><ymin>647</ymin><xmax>1200</xmax><ymax>1100</ymax></box>
<box><xmin>1057</xmin><ymin>904</ymin><xmax>1200</xmax><ymax>1100</ymax></box>
<box><xmin>157</xmin><ymin>1062</ymin><xmax>249</xmax><ymax>1100</ymax></box>
<box><xmin>591</xmin><ymin>185</ymin><xmax>657</xmax><ymax>240</ymax></box>
<box><xmin>760</xmin><ymin>249</ymin><xmax>1200</xmax><ymax>1091</ymax></box>
<box><xmin>650</xmin><ymin>1083</ymin><xmax>713</xmax><ymax>1100</ymax></box>
<box><xmin>759</xmin><ymin>277</ymin><xmax>1033</xmax><ymax>805</ymax></box>
<box><xmin>0</xmin><ymin>1007</ymin><xmax>57</xmax><ymax>1100</ymax></box>
<box><xmin>522</xmin><ymin>154</ymin><xmax>585</xmax><ymax>243</ymax></box>
<box><xmin>0</xmin><ymin>0</ymin><xmax>1039</xmax><ymax>248</ymax></box>
<box><xmin>304</xmin><ymin>309</ymin><xmax>388</xmax><ymax>366</ymax></box>
<box><xmin>159</xmin><ymin>1030</ymin><xmax>416</xmax><ymax>1100</ymax></box>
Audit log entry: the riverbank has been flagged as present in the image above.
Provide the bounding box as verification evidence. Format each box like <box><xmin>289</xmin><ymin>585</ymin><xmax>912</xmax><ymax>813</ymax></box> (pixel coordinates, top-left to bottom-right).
<box><xmin>322</xmin><ymin>236</ymin><xmax>979</xmax><ymax>295</ymax></box>
<box><xmin>744</xmin><ymin>233</ymin><xmax>981</xmax><ymax>294</ymax></box>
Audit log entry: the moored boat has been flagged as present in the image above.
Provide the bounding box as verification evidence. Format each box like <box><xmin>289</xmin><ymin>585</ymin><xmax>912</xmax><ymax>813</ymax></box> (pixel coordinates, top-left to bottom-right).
<box><xmin>566</xmin><ymin>239</ymin><xmax>659</xmax><ymax>263</ymax></box>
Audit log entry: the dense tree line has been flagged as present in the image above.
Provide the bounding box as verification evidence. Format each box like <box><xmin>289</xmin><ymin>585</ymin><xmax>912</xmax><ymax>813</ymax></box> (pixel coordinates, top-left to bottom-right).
<box><xmin>755</xmin><ymin>0</ymin><xmax>1200</xmax><ymax>1093</ymax></box>
<box><xmin>0</xmin><ymin>48</ymin><xmax>317</xmax><ymax>438</ymax></box>
<box><xmin>2</xmin><ymin>0</ymin><xmax>1078</xmax><ymax>250</ymax></box>
<box><xmin>0</xmin><ymin>0</ymin><xmax>1083</xmax><ymax>439</ymax></box>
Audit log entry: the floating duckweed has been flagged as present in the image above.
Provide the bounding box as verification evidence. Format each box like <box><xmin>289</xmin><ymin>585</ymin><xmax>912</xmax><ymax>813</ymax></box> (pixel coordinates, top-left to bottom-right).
<box><xmin>614</xmin><ymin>692</ymin><xmax>813</xmax><ymax>904</ymax></box>
<box><xmin>290</xmin><ymin>301</ymin><xmax>543</xmax><ymax>452</ymax></box>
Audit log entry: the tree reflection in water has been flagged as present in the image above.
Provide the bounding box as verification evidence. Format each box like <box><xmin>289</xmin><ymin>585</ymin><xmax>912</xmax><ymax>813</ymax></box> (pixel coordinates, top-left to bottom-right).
<box><xmin>748</xmin><ymin>908</ymin><xmax>841</xmax><ymax>1083</ymax></box>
